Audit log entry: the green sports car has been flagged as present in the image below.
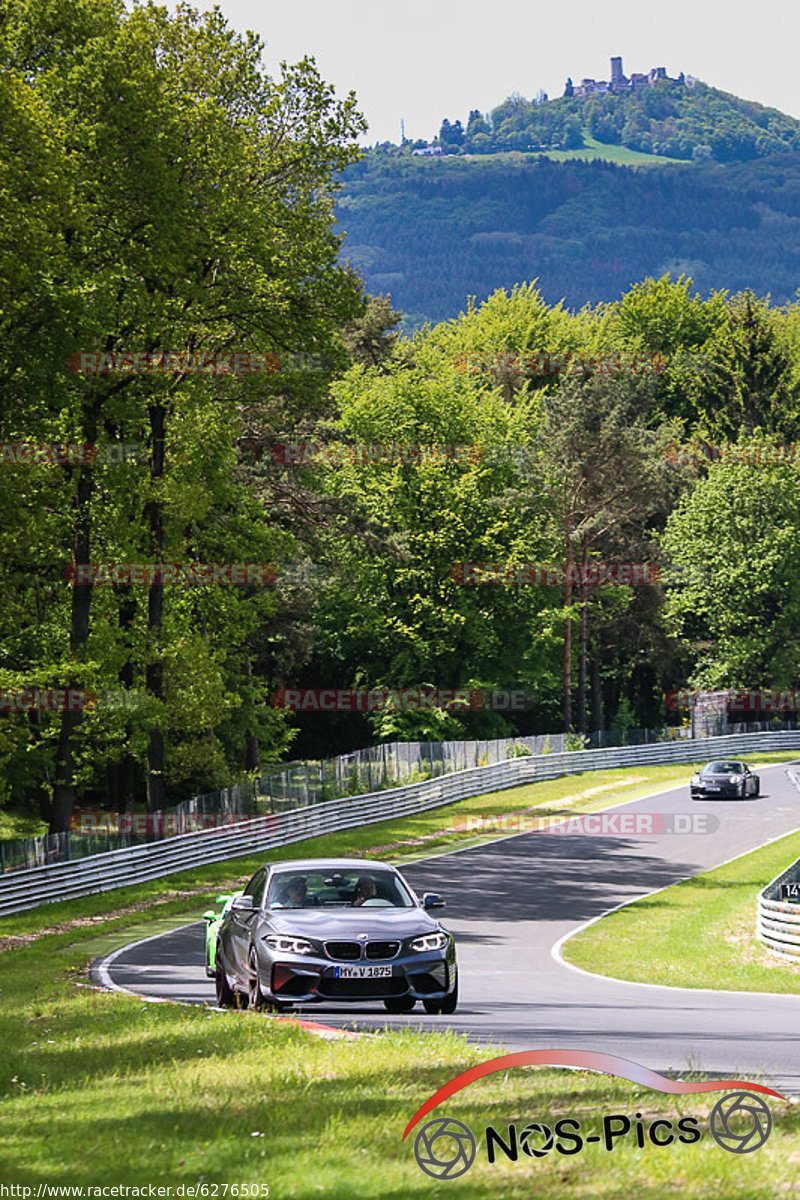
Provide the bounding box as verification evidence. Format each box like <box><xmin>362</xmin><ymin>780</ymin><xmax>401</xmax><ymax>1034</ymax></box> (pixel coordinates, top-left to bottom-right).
<box><xmin>203</xmin><ymin>893</ymin><xmax>242</xmax><ymax>977</ymax></box>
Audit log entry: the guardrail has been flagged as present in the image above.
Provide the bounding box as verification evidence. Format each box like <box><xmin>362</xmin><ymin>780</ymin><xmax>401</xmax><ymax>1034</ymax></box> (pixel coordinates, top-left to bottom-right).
<box><xmin>3</xmin><ymin>727</ymin><xmax>675</xmax><ymax>873</ymax></box>
<box><xmin>756</xmin><ymin>766</ymin><xmax>800</xmax><ymax>960</ymax></box>
<box><xmin>2</xmin><ymin>730</ymin><xmax>799</xmax><ymax>917</ymax></box>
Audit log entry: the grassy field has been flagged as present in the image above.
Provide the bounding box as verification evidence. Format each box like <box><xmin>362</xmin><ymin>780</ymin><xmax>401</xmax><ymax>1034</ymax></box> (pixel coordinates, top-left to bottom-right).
<box><xmin>458</xmin><ymin>135</ymin><xmax>686</xmax><ymax>167</ymax></box>
<box><xmin>2</xmin><ymin>755</ymin><xmax>799</xmax><ymax>1194</ymax></box>
<box><xmin>563</xmin><ymin>829</ymin><xmax>800</xmax><ymax>992</ymax></box>
<box><xmin>1</xmin><ymin>921</ymin><xmax>798</xmax><ymax>1195</ymax></box>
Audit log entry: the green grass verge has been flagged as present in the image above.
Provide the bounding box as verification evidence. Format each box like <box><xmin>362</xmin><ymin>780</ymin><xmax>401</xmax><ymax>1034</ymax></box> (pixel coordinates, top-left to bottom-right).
<box><xmin>2</xmin><ymin>756</ymin><xmax>799</xmax><ymax>1192</ymax></box>
<box><xmin>1</xmin><ymin>936</ymin><xmax>797</xmax><ymax>1194</ymax></box>
<box><xmin>563</xmin><ymin>829</ymin><xmax>800</xmax><ymax>993</ymax></box>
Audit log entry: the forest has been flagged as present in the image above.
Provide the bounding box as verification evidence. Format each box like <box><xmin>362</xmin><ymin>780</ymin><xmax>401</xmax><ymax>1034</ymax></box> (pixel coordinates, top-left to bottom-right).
<box><xmin>337</xmin><ymin>153</ymin><xmax>800</xmax><ymax>326</ymax></box>
<box><xmin>2</xmin><ymin>1</ymin><xmax>800</xmax><ymax>833</ymax></box>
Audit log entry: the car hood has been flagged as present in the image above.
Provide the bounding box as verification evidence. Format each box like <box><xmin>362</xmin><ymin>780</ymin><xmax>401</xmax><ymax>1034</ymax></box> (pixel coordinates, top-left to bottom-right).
<box><xmin>263</xmin><ymin>908</ymin><xmax>441</xmax><ymax>940</ymax></box>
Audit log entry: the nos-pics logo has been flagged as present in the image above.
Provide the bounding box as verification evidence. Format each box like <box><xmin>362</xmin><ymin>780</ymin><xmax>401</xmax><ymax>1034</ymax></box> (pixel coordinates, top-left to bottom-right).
<box><xmin>404</xmin><ymin>1051</ymin><xmax>781</xmax><ymax>1181</ymax></box>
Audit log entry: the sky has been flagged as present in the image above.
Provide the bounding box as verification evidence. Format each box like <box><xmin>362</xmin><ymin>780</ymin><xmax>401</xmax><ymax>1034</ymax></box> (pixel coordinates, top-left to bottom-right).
<box><xmin>217</xmin><ymin>0</ymin><xmax>800</xmax><ymax>143</ymax></box>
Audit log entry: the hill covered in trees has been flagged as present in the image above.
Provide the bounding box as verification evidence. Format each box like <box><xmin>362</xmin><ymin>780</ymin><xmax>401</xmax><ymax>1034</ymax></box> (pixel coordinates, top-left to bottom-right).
<box><xmin>427</xmin><ymin>78</ymin><xmax>800</xmax><ymax>163</ymax></box>
<box><xmin>337</xmin><ymin>152</ymin><xmax>800</xmax><ymax>328</ymax></box>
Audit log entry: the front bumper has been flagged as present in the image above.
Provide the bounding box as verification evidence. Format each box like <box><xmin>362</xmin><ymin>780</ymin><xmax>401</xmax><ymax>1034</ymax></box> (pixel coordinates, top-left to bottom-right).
<box><xmin>263</xmin><ymin>947</ymin><xmax>456</xmax><ymax>1004</ymax></box>
<box><xmin>691</xmin><ymin>781</ymin><xmax>745</xmax><ymax>798</ymax></box>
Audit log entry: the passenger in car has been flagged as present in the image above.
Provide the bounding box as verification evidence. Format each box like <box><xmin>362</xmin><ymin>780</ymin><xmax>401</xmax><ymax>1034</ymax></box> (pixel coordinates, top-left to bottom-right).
<box><xmin>353</xmin><ymin>876</ymin><xmax>378</xmax><ymax>905</ymax></box>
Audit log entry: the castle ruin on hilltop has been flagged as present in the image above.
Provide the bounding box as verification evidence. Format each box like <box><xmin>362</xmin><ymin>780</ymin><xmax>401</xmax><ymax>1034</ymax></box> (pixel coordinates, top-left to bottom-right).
<box><xmin>565</xmin><ymin>56</ymin><xmax>695</xmax><ymax>97</ymax></box>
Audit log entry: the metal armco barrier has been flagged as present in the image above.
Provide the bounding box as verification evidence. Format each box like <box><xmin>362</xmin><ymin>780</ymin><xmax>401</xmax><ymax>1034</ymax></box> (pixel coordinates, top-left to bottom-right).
<box><xmin>2</xmin><ymin>730</ymin><xmax>799</xmax><ymax>916</ymax></box>
<box><xmin>757</xmin><ymin>766</ymin><xmax>800</xmax><ymax>959</ymax></box>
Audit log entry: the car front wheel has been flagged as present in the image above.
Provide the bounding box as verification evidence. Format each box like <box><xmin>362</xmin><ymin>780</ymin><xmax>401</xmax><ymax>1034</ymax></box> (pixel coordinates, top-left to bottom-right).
<box><xmin>215</xmin><ymin>956</ymin><xmax>236</xmax><ymax>1008</ymax></box>
<box><xmin>752</xmin><ymin>776</ymin><xmax>760</xmax><ymax>797</ymax></box>
<box><xmin>383</xmin><ymin>995</ymin><xmax>416</xmax><ymax>1013</ymax></box>
<box><xmin>248</xmin><ymin>948</ymin><xmax>266</xmax><ymax>1011</ymax></box>
<box><xmin>423</xmin><ymin>978</ymin><xmax>458</xmax><ymax>1015</ymax></box>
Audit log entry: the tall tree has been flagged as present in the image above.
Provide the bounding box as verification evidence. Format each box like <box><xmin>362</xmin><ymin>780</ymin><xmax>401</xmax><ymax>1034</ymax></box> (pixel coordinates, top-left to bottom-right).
<box><xmin>0</xmin><ymin>0</ymin><xmax>365</xmax><ymax>828</ymax></box>
<box><xmin>693</xmin><ymin>290</ymin><xmax>800</xmax><ymax>439</ymax></box>
<box><xmin>523</xmin><ymin>375</ymin><xmax>677</xmax><ymax>732</ymax></box>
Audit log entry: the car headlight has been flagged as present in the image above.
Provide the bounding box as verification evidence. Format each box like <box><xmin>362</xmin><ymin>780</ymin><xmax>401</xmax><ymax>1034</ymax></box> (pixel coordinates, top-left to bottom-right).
<box><xmin>728</xmin><ymin>774</ymin><xmax>743</xmax><ymax>783</ymax></box>
<box><xmin>691</xmin><ymin>775</ymin><xmax>700</xmax><ymax>784</ymax></box>
<box><xmin>264</xmin><ymin>935</ymin><xmax>316</xmax><ymax>955</ymax></box>
<box><xmin>410</xmin><ymin>932</ymin><xmax>449</xmax><ymax>952</ymax></box>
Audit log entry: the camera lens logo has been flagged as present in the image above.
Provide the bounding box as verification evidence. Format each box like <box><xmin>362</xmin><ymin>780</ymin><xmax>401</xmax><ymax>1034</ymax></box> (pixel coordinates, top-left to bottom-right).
<box><xmin>709</xmin><ymin>1092</ymin><xmax>772</xmax><ymax>1153</ymax></box>
<box><xmin>519</xmin><ymin>1122</ymin><xmax>555</xmax><ymax>1157</ymax></box>
<box><xmin>413</xmin><ymin>1117</ymin><xmax>476</xmax><ymax>1179</ymax></box>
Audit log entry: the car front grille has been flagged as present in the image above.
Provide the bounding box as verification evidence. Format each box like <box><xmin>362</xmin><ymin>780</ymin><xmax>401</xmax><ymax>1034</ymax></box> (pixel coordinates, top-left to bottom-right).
<box><xmin>365</xmin><ymin>941</ymin><xmax>400</xmax><ymax>960</ymax></box>
<box><xmin>324</xmin><ymin>941</ymin><xmax>361</xmax><ymax>960</ymax></box>
<box><xmin>324</xmin><ymin>939</ymin><xmax>401</xmax><ymax>960</ymax></box>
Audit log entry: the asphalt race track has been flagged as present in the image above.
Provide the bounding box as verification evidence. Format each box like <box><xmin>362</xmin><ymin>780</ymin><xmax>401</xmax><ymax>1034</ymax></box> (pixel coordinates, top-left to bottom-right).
<box><xmin>93</xmin><ymin>764</ymin><xmax>800</xmax><ymax>1094</ymax></box>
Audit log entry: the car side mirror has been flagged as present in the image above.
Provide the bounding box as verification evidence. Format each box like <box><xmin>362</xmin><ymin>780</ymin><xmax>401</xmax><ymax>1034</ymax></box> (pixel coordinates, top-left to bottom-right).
<box><xmin>202</xmin><ymin>910</ymin><xmax>217</xmax><ymax>921</ymax></box>
<box><xmin>422</xmin><ymin>892</ymin><xmax>445</xmax><ymax>910</ymax></box>
<box><xmin>231</xmin><ymin>894</ymin><xmax>255</xmax><ymax>911</ymax></box>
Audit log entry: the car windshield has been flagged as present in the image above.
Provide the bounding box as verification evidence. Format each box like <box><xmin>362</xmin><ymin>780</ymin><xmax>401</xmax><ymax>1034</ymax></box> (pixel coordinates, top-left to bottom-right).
<box><xmin>266</xmin><ymin>869</ymin><xmax>415</xmax><ymax>909</ymax></box>
<box><xmin>704</xmin><ymin>761</ymin><xmax>743</xmax><ymax>773</ymax></box>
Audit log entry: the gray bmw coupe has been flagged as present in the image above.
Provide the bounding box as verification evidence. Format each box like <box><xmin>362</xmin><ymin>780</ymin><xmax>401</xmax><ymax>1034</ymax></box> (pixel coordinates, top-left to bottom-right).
<box><xmin>213</xmin><ymin>857</ymin><xmax>458</xmax><ymax>1014</ymax></box>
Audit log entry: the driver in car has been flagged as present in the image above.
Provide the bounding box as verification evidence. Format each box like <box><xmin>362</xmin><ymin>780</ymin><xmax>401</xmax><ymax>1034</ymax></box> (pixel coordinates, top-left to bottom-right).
<box><xmin>283</xmin><ymin>877</ymin><xmax>308</xmax><ymax>907</ymax></box>
<box><xmin>353</xmin><ymin>875</ymin><xmax>378</xmax><ymax>905</ymax></box>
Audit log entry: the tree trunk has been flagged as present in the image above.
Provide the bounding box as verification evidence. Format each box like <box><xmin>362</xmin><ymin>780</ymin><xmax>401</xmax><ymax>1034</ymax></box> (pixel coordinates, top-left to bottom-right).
<box><xmin>243</xmin><ymin>652</ymin><xmax>261</xmax><ymax>771</ymax></box>
<box><xmin>591</xmin><ymin>653</ymin><xmax>604</xmax><ymax>734</ymax></box>
<box><xmin>28</xmin><ymin>711</ymin><xmax>53</xmax><ymax>825</ymax></box>
<box><xmin>112</xmin><ymin>585</ymin><xmax>138</xmax><ymax>810</ymax></box>
<box><xmin>577</xmin><ymin>538</ymin><xmax>589</xmax><ymax>735</ymax></box>
<box><xmin>145</xmin><ymin>401</ymin><xmax>167</xmax><ymax>812</ymax></box>
<box><xmin>50</xmin><ymin>409</ymin><xmax>97</xmax><ymax>832</ymax></box>
<box><xmin>563</xmin><ymin>531</ymin><xmax>573</xmax><ymax>733</ymax></box>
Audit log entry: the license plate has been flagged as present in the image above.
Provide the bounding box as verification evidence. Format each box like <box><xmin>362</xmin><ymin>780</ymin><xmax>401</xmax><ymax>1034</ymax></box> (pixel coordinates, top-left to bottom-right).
<box><xmin>333</xmin><ymin>964</ymin><xmax>392</xmax><ymax>979</ymax></box>
<box><xmin>706</xmin><ymin>784</ymin><xmax>720</xmax><ymax>790</ymax></box>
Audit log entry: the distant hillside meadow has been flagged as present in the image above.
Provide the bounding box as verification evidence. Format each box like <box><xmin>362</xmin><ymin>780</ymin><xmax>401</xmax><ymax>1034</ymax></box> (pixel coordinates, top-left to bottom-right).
<box><xmin>337</xmin><ymin>152</ymin><xmax>800</xmax><ymax>328</ymax></box>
